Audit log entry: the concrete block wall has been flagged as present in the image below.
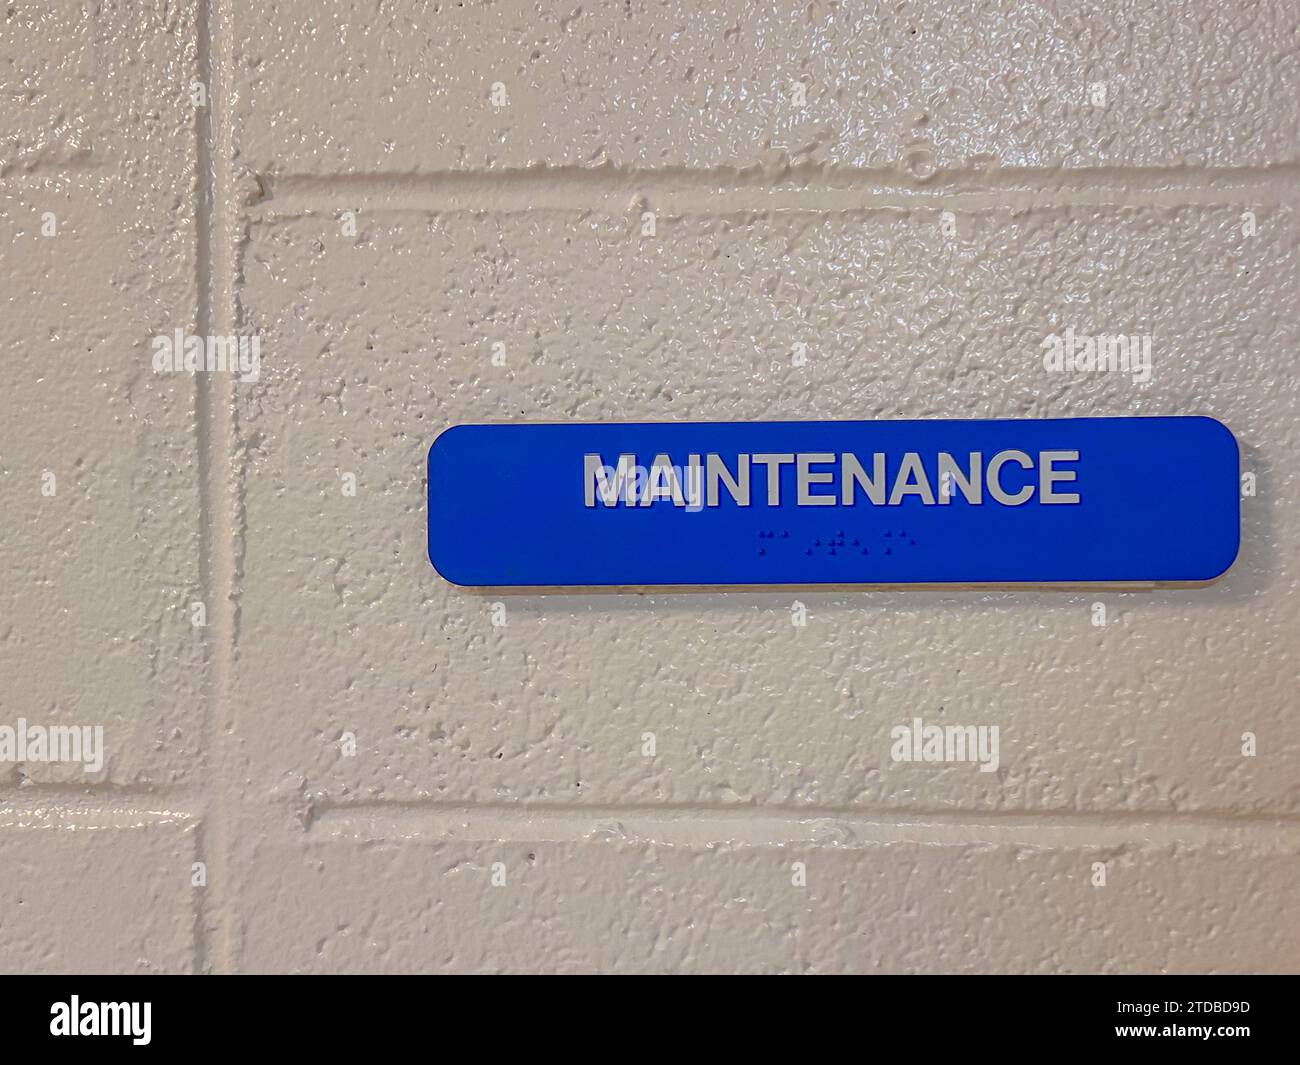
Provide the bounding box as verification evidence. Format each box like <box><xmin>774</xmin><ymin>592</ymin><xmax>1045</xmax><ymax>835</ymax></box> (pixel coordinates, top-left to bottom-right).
<box><xmin>1</xmin><ymin>0</ymin><xmax>1297</xmax><ymax>973</ymax></box>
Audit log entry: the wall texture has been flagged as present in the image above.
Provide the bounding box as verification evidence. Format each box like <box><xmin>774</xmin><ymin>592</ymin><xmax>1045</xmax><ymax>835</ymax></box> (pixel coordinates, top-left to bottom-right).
<box><xmin>2</xmin><ymin>0</ymin><xmax>1298</xmax><ymax>973</ymax></box>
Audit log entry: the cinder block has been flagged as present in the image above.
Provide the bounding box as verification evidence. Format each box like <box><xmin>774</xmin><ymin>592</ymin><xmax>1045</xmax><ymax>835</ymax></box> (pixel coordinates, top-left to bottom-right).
<box><xmin>0</xmin><ymin>814</ymin><xmax>198</xmax><ymax>973</ymax></box>
<box><xmin>3</xmin><ymin>0</ymin><xmax>1297</xmax><ymax>975</ymax></box>
<box><xmin>232</xmin><ymin>0</ymin><xmax>1300</xmax><ymax>173</ymax></box>
<box><xmin>1</xmin><ymin>0</ymin><xmax>199</xmax><ymax>175</ymax></box>
<box><xmin>233</xmin><ymin>827</ymin><xmax>1300</xmax><ymax>973</ymax></box>
<box><xmin>231</xmin><ymin>204</ymin><xmax>1299</xmax><ymax>814</ymax></box>
<box><xmin>0</xmin><ymin>2</ymin><xmax>204</xmax><ymax>786</ymax></box>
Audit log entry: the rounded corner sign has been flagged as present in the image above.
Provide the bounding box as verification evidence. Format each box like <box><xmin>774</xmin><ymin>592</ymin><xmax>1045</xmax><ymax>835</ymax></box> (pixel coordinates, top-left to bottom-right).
<box><xmin>427</xmin><ymin>417</ymin><xmax>1241</xmax><ymax>589</ymax></box>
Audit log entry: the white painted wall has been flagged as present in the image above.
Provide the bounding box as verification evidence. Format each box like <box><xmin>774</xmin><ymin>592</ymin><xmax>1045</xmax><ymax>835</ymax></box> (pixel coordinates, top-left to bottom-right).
<box><xmin>1</xmin><ymin>0</ymin><xmax>1297</xmax><ymax>973</ymax></box>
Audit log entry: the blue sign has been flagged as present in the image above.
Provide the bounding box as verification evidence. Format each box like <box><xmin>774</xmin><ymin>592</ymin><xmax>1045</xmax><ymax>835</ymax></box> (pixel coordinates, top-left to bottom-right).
<box><xmin>427</xmin><ymin>417</ymin><xmax>1240</xmax><ymax>587</ymax></box>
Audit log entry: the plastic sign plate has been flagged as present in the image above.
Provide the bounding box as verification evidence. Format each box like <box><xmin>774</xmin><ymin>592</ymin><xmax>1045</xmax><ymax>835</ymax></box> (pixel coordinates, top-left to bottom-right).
<box><xmin>427</xmin><ymin>417</ymin><xmax>1240</xmax><ymax>588</ymax></box>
